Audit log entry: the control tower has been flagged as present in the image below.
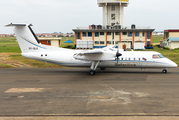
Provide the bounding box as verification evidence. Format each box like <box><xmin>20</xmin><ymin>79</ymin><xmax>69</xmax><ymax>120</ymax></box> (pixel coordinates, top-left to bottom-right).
<box><xmin>97</xmin><ymin>0</ymin><xmax>129</xmax><ymax>28</ymax></box>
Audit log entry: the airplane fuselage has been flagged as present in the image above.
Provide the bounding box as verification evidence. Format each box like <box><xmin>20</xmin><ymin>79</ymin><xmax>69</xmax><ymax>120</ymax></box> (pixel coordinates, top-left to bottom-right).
<box><xmin>22</xmin><ymin>49</ymin><xmax>177</xmax><ymax>69</ymax></box>
<box><xmin>6</xmin><ymin>23</ymin><xmax>178</xmax><ymax>75</ymax></box>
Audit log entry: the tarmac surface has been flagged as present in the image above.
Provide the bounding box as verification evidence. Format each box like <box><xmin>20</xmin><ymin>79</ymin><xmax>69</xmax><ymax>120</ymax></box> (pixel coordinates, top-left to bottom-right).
<box><xmin>0</xmin><ymin>68</ymin><xmax>179</xmax><ymax>118</ymax></box>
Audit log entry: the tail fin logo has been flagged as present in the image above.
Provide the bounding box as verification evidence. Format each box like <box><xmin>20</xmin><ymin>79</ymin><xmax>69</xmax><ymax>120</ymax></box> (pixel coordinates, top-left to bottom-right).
<box><xmin>21</xmin><ymin>36</ymin><xmax>46</xmax><ymax>49</ymax></box>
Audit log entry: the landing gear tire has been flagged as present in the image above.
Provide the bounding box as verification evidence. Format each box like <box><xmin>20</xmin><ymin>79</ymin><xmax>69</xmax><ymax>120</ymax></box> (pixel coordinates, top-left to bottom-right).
<box><xmin>100</xmin><ymin>68</ymin><xmax>105</xmax><ymax>70</ymax></box>
<box><xmin>89</xmin><ymin>70</ymin><xmax>95</xmax><ymax>76</ymax></box>
<box><xmin>162</xmin><ymin>69</ymin><xmax>167</xmax><ymax>73</ymax></box>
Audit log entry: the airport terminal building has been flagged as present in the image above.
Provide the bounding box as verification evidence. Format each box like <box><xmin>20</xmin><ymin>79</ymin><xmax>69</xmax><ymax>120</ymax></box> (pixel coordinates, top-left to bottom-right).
<box><xmin>73</xmin><ymin>0</ymin><xmax>155</xmax><ymax>49</ymax></box>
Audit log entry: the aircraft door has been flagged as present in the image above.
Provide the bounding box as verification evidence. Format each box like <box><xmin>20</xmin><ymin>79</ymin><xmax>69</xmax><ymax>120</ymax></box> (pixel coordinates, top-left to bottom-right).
<box><xmin>123</xmin><ymin>45</ymin><xmax>126</xmax><ymax>50</ymax></box>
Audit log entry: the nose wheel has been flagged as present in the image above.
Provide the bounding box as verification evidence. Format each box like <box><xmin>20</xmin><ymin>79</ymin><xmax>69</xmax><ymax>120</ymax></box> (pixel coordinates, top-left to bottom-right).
<box><xmin>162</xmin><ymin>69</ymin><xmax>167</xmax><ymax>73</ymax></box>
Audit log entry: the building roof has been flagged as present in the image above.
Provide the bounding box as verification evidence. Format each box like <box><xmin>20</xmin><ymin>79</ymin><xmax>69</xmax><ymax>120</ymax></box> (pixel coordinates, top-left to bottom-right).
<box><xmin>64</xmin><ymin>40</ymin><xmax>74</xmax><ymax>43</ymax></box>
<box><xmin>164</xmin><ymin>30</ymin><xmax>179</xmax><ymax>32</ymax></box>
<box><xmin>168</xmin><ymin>37</ymin><xmax>179</xmax><ymax>42</ymax></box>
<box><xmin>73</xmin><ymin>29</ymin><xmax>155</xmax><ymax>32</ymax></box>
<box><xmin>38</xmin><ymin>37</ymin><xmax>62</xmax><ymax>40</ymax></box>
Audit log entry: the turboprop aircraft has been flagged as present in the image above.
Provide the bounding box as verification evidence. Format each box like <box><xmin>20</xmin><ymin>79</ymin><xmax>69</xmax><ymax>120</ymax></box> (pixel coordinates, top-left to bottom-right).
<box><xmin>6</xmin><ymin>23</ymin><xmax>178</xmax><ymax>75</ymax></box>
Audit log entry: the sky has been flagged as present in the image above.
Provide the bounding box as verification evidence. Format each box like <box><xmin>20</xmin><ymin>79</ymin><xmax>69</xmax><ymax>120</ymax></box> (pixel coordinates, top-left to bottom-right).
<box><xmin>0</xmin><ymin>0</ymin><xmax>179</xmax><ymax>34</ymax></box>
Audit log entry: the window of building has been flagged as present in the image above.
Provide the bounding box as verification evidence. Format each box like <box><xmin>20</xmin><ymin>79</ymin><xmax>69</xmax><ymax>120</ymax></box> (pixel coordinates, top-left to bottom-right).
<box><xmin>100</xmin><ymin>32</ymin><xmax>104</xmax><ymax>35</ymax></box>
<box><xmin>115</xmin><ymin>32</ymin><xmax>119</xmax><ymax>35</ymax></box>
<box><xmin>123</xmin><ymin>32</ymin><xmax>127</xmax><ymax>35</ymax></box>
<box><xmin>88</xmin><ymin>32</ymin><xmax>92</xmax><ymax>37</ymax></box>
<box><xmin>82</xmin><ymin>32</ymin><xmax>87</xmax><ymax>37</ymax></box>
<box><xmin>77</xmin><ymin>32</ymin><xmax>80</xmax><ymax>39</ymax></box>
<box><xmin>115</xmin><ymin>41</ymin><xmax>119</xmax><ymax>44</ymax></box>
<box><xmin>147</xmin><ymin>32</ymin><xmax>150</xmax><ymax>39</ymax></box>
<box><xmin>47</xmin><ymin>40</ymin><xmax>51</xmax><ymax>44</ymax></box>
<box><xmin>111</xmin><ymin>6</ymin><xmax>115</xmax><ymax>11</ymax></box>
<box><xmin>135</xmin><ymin>32</ymin><xmax>139</xmax><ymax>37</ymax></box>
<box><xmin>107</xmin><ymin>41</ymin><xmax>111</xmax><ymax>44</ymax></box>
<box><xmin>143</xmin><ymin>32</ymin><xmax>145</xmax><ymax>36</ymax></box>
<box><xmin>95</xmin><ymin>41</ymin><xmax>99</xmax><ymax>44</ymax></box>
<box><xmin>111</xmin><ymin>14</ymin><xmax>115</xmax><ymax>20</ymax></box>
<box><xmin>111</xmin><ymin>23</ymin><xmax>115</xmax><ymax>26</ymax></box>
<box><xmin>95</xmin><ymin>32</ymin><xmax>99</xmax><ymax>37</ymax></box>
<box><xmin>100</xmin><ymin>41</ymin><xmax>104</xmax><ymax>44</ymax></box>
<box><xmin>107</xmin><ymin>32</ymin><xmax>111</xmax><ymax>35</ymax></box>
<box><xmin>165</xmin><ymin>32</ymin><xmax>169</xmax><ymax>39</ymax></box>
<box><xmin>128</xmin><ymin>32</ymin><xmax>133</xmax><ymax>37</ymax></box>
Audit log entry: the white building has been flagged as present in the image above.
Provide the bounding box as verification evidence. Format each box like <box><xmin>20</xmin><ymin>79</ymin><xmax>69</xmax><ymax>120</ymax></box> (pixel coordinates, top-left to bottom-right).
<box><xmin>73</xmin><ymin>0</ymin><xmax>154</xmax><ymax>49</ymax></box>
<box><xmin>97</xmin><ymin>0</ymin><xmax>129</xmax><ymax>27</ymax></box>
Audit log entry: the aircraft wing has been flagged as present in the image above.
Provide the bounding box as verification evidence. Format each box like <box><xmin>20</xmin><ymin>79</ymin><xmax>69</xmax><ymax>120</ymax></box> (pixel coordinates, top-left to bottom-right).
<box><xmin>102</xmin><ymin>45</ymin><xmax>117</xmax><ymax>49</ymax></box>
<box><xmin>78</xmin><ymin>50</ymin><xmax>103</xmax><ymax>55</ymax></box>
<box><xmin>74</xmin><ymin>50</ymin><xmax>115</xmax><ymax>61</ymax></box>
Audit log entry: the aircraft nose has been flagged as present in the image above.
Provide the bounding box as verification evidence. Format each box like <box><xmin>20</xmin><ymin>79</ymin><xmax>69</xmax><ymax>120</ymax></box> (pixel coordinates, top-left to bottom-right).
<box><xmin>173</xmin><ymin>63</ymin><xmax>178</xmax><ymax>68</ymax></box>
<box><xmin>166</xmin><ymin>59</ymin><xmax>178</xmax><ymax>68</ymax></box>
<box><xmin>170</xmin><ymin>61</ymin><xmax>178</xmax><ymax>68</ymax></box>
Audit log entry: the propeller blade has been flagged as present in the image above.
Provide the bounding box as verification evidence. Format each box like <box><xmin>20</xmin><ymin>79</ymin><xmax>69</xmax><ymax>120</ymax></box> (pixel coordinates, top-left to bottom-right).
<box><xmin>116</xmin><ymin>49</ymin><xmax>122</xmax><ymax>65</ymax></box>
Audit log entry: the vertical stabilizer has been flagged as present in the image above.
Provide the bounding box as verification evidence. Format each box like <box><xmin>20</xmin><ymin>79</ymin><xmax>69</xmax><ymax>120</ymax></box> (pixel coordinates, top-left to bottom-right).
<box><xmin>5</xmin><ymin>23</ymin><xmax>46</xmax><ymax>53</ymax></box>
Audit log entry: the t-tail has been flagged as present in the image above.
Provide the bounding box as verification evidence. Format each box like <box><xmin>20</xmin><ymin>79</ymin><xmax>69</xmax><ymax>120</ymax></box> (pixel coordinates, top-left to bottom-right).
<box><xmin>5</xmin><ymin>23</ymin><xmax>46</xmax><ymax>53</ymax></box>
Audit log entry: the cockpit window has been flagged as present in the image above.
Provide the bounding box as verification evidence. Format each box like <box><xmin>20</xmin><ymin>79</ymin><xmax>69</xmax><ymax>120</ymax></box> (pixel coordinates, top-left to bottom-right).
<box><xmin>153</xmin><ymin>54</ymin><xmax>165</xmax><ymax>58</ymax></box>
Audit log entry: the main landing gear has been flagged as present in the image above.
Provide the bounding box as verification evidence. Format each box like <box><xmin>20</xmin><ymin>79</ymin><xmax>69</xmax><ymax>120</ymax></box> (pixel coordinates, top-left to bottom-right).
<box><xmin>89</xmin><ymin>70</ymin><xmax>95</xmax><ymax>75</ymax></box>
<box><xmin>162</xmin><ymin>69</ymin><xmax>168</xmax><ymax>73</ymax></box>
<box><xmin>89</xmin><ymin>61</ymin><xmax>100</xmax><ymax>76</ymax></box>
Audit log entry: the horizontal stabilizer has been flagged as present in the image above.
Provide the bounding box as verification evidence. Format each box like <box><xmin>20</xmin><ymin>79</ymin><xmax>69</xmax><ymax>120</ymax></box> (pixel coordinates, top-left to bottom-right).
<box><xmin>5</xmin><ymin>23</ymin><xmax>32</xmax><ymax>27</ymax></box>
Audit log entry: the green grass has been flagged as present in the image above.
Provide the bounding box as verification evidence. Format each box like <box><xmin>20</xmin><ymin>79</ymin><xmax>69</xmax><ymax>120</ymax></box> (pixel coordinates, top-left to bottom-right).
<box><xmin>152</xmin><ymin>35</ymin><xmax>163</xmax><ymax>43</ymax></box>
<box><xmin>60</xmin><ymin>37</ymin><xmax>75</xmax><ymax>48</ymax></box>
<box><xmin>0</xmin><ymin>44</ymin><xmax>21</xmax><ymax>53</ymax></box>
<box><xmin>9</xmin><ymin>54</ymin><xmax>64</xmax><ymax>68</ymax></box>
<box><xmin>0</xmin><ymin>63</ymin><xmax>14</xmax><ymax>68</ymax></box>
<box><xmin>0</xmin><ymin>37</ymin><xmax>21</xmax><ymax>53</ymax></box>
<box><xmin>0</xmin><ymin>37</ymin><xmax>17</xmax><ymax>44</ymax></box>
<box><xmin>9</xmin><ymin>54</ymin><xmax>65</xmax><ymax>68</ymax></box>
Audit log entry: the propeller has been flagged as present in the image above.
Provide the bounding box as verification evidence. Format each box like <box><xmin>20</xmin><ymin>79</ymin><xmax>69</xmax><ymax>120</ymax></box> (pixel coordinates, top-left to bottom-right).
<box><xmin>116</xmin><ymin>49</ymin><xmax>122</xmax><ymax>65</ymax></box>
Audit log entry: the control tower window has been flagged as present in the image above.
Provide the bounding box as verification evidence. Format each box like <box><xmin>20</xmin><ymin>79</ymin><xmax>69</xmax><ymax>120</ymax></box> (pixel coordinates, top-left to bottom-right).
<box><xmin>111</xmin><ymin>14</ymin><xmax>115</xmax><ymax>20</ymax></box>
<box><xmin>111</xmin><ymin>23</ymin><xmax>115</xmax><ymax>26</ymax></box>
<box><xmin>112</xmin><ymin>6</ymin><xmax>115</xmax><ymax>11</ymax></box>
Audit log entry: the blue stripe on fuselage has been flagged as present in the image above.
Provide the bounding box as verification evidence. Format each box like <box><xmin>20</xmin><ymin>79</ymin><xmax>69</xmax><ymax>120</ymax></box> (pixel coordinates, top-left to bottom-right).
<box><xmin>21</xmin><ymin>37</ymin><xmax>46</xmax><ymax>49</ymax></box>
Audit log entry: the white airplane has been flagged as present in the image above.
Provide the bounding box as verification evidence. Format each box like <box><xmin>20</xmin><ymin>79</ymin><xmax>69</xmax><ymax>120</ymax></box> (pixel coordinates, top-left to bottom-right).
<box><xmin>6</xmin><ymin>23</ymin><xmax>178</xmax><ymax>75</ymax></box>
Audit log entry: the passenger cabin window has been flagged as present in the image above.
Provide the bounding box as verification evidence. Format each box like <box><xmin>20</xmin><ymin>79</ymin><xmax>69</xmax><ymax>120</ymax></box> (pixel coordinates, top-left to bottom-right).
<box><xmin>153</xmin><ymin>54</ymin><xmax>165</xmax><ymax>59</ymax></box>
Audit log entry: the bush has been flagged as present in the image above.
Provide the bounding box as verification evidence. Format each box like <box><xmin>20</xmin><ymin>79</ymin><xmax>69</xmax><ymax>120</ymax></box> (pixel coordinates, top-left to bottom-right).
<box><xmin>163</xmin><ymin>47</ymin><xmax>170</xmax><ymax>50</ymax></box>
<box><xmin>61</xmin><ymin>45</ymin><xmax>75</xmax><ymax>49</ymax></box>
